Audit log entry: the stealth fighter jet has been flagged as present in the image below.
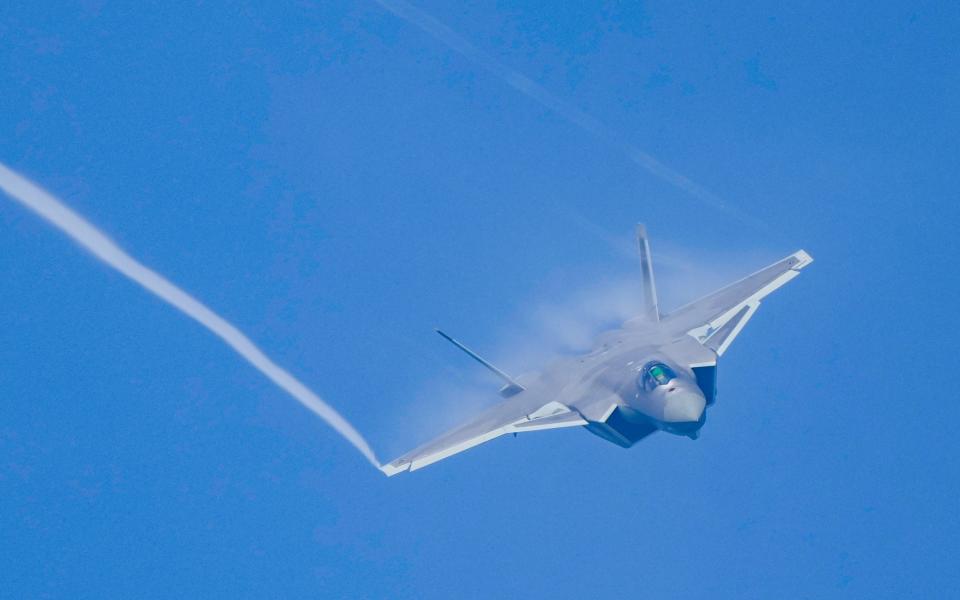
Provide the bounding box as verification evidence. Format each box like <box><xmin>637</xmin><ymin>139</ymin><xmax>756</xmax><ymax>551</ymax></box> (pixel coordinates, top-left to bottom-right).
<box><xmin>381</xmin><ymin>226</ymin><xmax>812</xmax><ymax>475</ymax></box>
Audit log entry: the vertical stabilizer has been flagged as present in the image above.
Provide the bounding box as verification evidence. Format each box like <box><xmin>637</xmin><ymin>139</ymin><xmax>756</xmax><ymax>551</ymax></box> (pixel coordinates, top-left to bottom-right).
<box><xmin>435</xmin><ymin>329</ymin><xmax>526</xmax><ymax>397</ymax></box>
<box><xmin>636</xmin><ymin>224</ymin><xmax>660</xmax><ymax>322</ymax></box>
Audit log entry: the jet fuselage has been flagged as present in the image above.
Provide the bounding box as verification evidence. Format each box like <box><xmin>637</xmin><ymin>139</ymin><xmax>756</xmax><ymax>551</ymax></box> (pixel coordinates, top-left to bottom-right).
<box><xmin>520</xmin><ymin>326</ymin><xmax>715</xmax><ymax>447</ymax></box>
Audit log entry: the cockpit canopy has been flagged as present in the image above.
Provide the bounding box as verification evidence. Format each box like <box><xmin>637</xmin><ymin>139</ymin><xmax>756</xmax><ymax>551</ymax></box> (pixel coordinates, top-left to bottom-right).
<box><xmin>638</xmin><ymin>362</ymin><xmax>677</xmax><ymax>392</ymax></box>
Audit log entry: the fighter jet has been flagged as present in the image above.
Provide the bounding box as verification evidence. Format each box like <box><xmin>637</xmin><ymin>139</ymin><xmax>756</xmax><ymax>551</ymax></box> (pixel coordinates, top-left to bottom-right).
<box><xmin>380</xmin><ymin>226</ymin><xmax>812</xmax><ymax>475</ymax></box>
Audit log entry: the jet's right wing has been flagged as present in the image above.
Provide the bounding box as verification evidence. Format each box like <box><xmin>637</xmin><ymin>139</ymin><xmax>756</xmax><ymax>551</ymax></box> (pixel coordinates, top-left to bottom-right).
<box><xmin>378</xmin><ymin>330</ymin><xmax>587</xmax><ymax>476</ymax></box>
<box><xmin>663</xmin><ymin>250</ymin><xmax>813</xmax><ymax>355</ymax></box>
<box><xmin>379</xmin><ymin>392</ymin><xmax>586</xmax><ymax>476</ymax></box>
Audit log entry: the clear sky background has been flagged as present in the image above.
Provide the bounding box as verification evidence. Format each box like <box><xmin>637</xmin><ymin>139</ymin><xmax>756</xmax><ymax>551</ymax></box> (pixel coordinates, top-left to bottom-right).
<box><xmin>2</xmin><ymin>2</ymin><xmax>958</xmax><ymax>598</ymax></box>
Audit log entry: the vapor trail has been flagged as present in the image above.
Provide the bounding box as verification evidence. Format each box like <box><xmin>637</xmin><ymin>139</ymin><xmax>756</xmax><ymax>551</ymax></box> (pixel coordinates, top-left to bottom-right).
<box><xmin>0</xmin><ymin>162</ymin><xmax>380</xmax><ymax>468</ymax></box>
<box><xmin>374</xmin><ymin>0</ymin><xmax>739</xmax><ymax>218</ymax></box>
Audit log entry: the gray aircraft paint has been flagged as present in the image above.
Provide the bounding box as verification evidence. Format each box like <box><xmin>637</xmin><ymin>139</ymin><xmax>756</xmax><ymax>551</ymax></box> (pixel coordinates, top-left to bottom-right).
<box><xmin>381</xmin><ymin>226</ymin><xmax>812</xmax><ymax>475</ymax></box>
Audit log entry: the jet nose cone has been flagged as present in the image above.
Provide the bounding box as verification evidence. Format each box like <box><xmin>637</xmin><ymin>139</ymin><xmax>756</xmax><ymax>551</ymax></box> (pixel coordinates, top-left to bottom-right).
<box><xmin>662</xmin><ymin>391</ymin><xmax>706</xmax><ymax>423</ymax></box>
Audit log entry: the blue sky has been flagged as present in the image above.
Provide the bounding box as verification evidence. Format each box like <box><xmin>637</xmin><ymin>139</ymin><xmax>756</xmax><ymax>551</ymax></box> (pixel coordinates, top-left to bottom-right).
<box><xmin>2</xmin><ymin>1</ymin><xmax>958</xmax><ymax>597</ymax></box>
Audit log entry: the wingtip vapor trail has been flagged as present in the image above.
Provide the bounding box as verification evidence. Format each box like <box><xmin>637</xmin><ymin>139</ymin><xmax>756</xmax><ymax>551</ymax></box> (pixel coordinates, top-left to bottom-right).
<box><xmin>0</xmin><ymin>162</ymin><xmax>381</xmax><ymax>469</ymax></box>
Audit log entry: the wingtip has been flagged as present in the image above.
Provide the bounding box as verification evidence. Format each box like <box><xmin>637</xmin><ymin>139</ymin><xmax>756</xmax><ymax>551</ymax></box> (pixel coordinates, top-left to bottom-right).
<box><xmin>379</xmin><ymin>460</ymin><xmax>410</xmax><ymax>477</ymax></box>
<box><xmin>792</xmin><ymin>249</ymin><xmax>814</xmax><ymax>269</ymax></box>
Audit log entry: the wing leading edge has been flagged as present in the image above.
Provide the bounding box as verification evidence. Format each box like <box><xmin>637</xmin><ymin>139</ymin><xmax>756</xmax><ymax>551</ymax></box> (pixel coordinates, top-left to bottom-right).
<box><xmin>663</xmin><ymin>249</ymin><xmax>813</xmax><ymax>355</ymax></box>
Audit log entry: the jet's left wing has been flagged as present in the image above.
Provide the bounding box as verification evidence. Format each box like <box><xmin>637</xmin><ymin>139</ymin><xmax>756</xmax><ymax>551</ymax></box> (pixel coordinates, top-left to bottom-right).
<box><xmin>663</xmin><ymin>250</ymin><xmax>813</xmax><ymax>356</ymax></box>
<box><xmin>380</xmin><ymin>393</ymin><xmax>585</xmax><ymax>476</ymax></box>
